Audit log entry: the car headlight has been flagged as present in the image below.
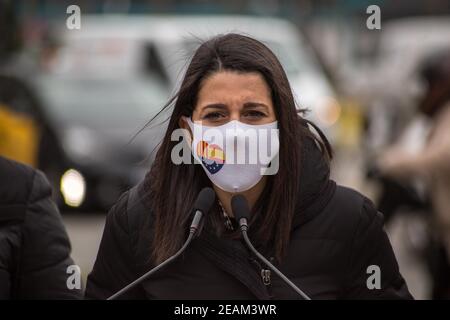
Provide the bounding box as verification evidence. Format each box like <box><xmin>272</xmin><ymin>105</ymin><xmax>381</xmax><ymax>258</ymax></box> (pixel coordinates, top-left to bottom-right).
<box><xmin>60</xmin><ymin>169</ymin><xmax>86</xmax><ymax>207</ymax></box>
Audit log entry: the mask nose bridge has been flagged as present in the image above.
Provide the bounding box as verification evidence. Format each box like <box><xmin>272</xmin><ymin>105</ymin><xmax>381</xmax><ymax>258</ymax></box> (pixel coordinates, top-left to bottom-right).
<box><xmin>220</xmin><ymin>120</ymin><xmax>238</xmax><ymax>165</ymax></box>
<box><xmin>227</xmin><ymin>120</ymin><xmax>239</xmax><ymax>138</ymax></box>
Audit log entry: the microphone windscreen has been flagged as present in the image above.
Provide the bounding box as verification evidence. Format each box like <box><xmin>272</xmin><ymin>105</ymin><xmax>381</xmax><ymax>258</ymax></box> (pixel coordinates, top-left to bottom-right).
<box><xmin>231</xmin><ymin>194</ymin><xmax>250</xmax><ymax>221</ymax></box>
<box><xmin>193</xmin><ymin>187</ymin><xmax>216</xmax><ymax>214</ymax></box>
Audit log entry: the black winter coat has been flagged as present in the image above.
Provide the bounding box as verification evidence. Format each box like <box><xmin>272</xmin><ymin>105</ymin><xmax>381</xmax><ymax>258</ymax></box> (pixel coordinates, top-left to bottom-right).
<box><xmin>85</xmin><ymin>139</ymin><xmax>413</xmax><ymax>300</ymax></box>
<box><xmin>0</xmin><ymin>156</ymin><xmax>82</xmax><ymax>299</ymax></box>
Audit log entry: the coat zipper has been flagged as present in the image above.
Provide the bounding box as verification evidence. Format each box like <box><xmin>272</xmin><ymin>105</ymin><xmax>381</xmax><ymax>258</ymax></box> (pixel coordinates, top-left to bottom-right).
<box><xmin>249</xmin><ymin>257</ymin><xmax>274</xmax><ymax>287</ymax></box>
<box><xmin>261</xmin><ymin>269</ymin><xmax>271</xmax><ymax>286</ymax></box>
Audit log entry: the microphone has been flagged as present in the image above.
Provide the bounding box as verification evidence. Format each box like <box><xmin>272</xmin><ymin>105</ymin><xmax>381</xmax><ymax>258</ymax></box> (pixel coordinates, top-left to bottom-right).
<box><xmin>231</xmin><ymin>194</ymin><xmax>312</xmax><ymax>300</ymax></box>
<box><xmin>107</xmin><ymin>187</ymin><xmax>216</xmax><ymax>300</ymax></box>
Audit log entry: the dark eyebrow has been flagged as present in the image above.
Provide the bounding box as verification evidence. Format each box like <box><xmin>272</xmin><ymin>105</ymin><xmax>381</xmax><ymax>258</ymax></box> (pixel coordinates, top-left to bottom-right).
<box><xmin>201</xmin><ymin>102</ymin><xmax>269</xmax><ymax>111</ymax></box>
<box><xmin>202</xmin><ymin>104</ymin><xmax>228</xmax><ymax>111</ymax></box>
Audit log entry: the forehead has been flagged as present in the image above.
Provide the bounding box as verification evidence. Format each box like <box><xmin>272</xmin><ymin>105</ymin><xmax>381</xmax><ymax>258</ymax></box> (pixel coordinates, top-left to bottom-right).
<box><xmin>197</xmin><ymin>71</ymin><xmax>272</xmax><ymax>103</ymax></box>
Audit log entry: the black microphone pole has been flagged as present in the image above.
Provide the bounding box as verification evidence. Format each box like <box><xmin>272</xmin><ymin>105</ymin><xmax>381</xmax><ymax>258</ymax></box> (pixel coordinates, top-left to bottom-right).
<box><xmin>231</xmin><ymin>195</ymin><xmax>312</xmax><ymax>300</ymax></box>
<box><xmin>107</xmin><ymin>187</ymin><xmax>216</xmax><ymax>300</ymax></box>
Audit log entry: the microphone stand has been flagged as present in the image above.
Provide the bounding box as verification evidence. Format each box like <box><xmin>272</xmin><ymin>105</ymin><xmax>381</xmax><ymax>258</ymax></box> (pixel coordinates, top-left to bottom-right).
<box><xmin>107</xmin><ymin>211</ymin><xmax>202</xmax><ymax>300</ymax></box>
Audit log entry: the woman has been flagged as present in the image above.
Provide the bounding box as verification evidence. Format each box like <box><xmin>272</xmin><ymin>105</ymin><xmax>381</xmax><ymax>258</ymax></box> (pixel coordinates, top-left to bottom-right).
<box><xmin>379</xmin><ymin>50</ymin><xmax>450</xmax><ymax>298</ymax></box>
<box><xmin>86</xmin><ymin>34</ymin><xmax>412</xmax><ymax>300</ymax></box>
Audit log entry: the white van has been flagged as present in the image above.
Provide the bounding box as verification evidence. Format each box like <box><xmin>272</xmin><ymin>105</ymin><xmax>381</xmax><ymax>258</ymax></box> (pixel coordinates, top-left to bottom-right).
<box><xmin>56</xmin><ymin>14</ymin><xmax>340</xmax><ymax>138</ymax></box>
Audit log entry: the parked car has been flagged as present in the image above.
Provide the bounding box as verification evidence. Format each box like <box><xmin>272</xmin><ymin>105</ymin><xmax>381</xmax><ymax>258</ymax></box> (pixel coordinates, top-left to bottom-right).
<box><xmin>0</xmin><ymin>72</ymin><xmax>168</xmax><ymax>211</ymax></box>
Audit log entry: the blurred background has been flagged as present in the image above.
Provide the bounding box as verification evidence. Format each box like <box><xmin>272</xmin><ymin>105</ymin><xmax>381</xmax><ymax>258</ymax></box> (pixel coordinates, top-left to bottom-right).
<box><xmin>1</xmin><ymin>0</ymin><xmax>449</xmax><ymax>299</ymax></box>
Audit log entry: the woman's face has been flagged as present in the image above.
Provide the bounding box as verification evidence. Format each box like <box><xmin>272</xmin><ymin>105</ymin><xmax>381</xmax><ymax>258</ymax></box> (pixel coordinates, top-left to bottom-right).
<box><xmin>189</xmin><ymin>70</ymin><xmax>277</xmax><ymax>126</ymax></box>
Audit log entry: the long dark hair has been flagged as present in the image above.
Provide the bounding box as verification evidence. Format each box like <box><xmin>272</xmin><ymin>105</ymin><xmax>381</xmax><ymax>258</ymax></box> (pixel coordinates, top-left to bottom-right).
<box><xmin>143</xmin><ymin>33</ymin><xmax>332</xmax><ymax>265</ymax></box>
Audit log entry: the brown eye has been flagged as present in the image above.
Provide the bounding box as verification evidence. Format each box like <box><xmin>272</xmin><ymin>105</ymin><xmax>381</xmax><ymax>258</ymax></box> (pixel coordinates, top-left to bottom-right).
<box><xmin>244</xmin><ymin>110</ymin><xmax>266</xmax><ymax>119</ymax></box>
<box><xmin>203</xmin><ymin>112</ymin><xmax>225</xmax><ymax>121</ymax></box>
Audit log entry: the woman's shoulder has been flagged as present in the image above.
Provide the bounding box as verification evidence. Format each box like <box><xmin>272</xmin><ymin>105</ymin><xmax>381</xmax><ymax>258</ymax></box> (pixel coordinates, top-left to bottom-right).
<box><xmin>332</xmin><ymin>185</ymin><xmax>382</xmax><ymax>225</ymax></box>
<box><xmin>107</xmin><ymin>182</ymin><xmax>153</xmax><ymax>233</ymax></box>
<box><xmin>306</xmin><ymin>185</ymin><xmax>384</xmax><ymax>243</ymax></box>
<box><xmin>85</xmin><ymin>184</ymin><xmax>152</xmax><ymax>299</ymax></box>
<box><xmin>108</xmin><ymin>182</ymin><xmax>156</xmax><ymax>267</ymax></box>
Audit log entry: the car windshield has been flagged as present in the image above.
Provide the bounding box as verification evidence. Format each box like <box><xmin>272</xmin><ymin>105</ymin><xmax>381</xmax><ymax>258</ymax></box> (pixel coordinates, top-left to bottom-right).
<box><xmin>36</xmin><ymin>75</ymin><xmax>169</xmax><ymax>127</ymax></box>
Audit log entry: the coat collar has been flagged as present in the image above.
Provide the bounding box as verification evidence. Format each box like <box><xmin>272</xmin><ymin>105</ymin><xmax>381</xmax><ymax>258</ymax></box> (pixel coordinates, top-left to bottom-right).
<box><xmin>292</xmin><ymin>136</ymin><xmax>336</xmax><ymax>229</ymax></box>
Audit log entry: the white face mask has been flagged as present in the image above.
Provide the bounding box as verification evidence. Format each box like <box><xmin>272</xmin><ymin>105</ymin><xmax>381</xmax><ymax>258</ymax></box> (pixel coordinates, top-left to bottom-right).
<box><xmin>186</xmin><ymin>118</ymin><xmax>279</xmax><ymax>193</ymax></box>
